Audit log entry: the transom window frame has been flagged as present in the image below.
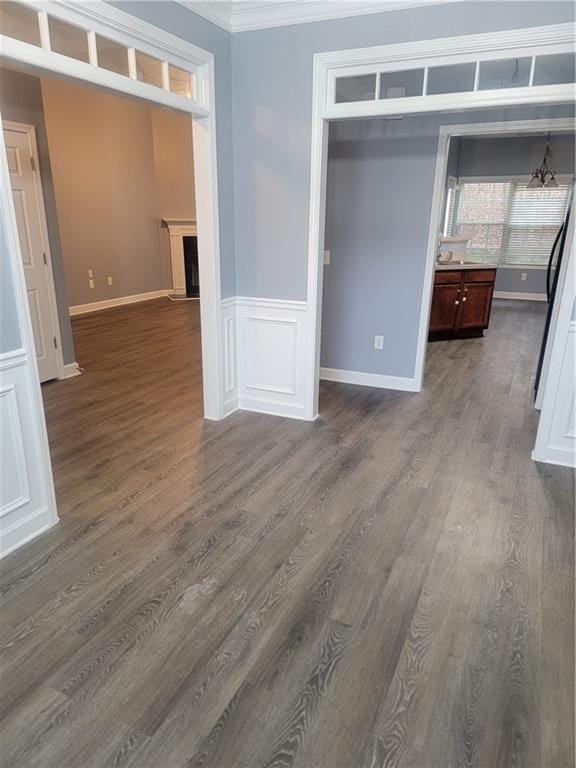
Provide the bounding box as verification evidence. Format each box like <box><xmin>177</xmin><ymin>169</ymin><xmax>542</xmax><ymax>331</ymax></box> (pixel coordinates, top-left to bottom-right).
<box><xmin>305</xmin><ymin>23</ymin><xmax>576</xmax><ymax>422</ymax></box>
<box><xmin>319</xmin><ymin>23</ymin><xmax>575</xmax><ymax>120</ymax></box>
<box><xmin>0</xmin><ymin>0</ymin><xmax>210</xmax><ymax>116</ymax></box>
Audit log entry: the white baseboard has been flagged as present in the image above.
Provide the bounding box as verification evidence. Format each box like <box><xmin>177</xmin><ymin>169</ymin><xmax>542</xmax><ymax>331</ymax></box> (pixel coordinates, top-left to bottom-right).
<box><xmin>59</xmin><ymin>362</ymin><xmax>81</xmax><ymax>379</ymax></box>
<box><xmin>493</xmin><ymin>291</ymin><xmax>546</xmax><ymax>301</ymax></box>
<box><xmin>320</xmin><ymin>367</ymin><xmax>420</xmax><ymax>392</ymax></box>
<box><xmin>238</xmin><ymin>396</ymin><xmax>309</xmax><ymax>420</ymax></box>
<box><xmin>69</xmin><ymin>289</ymin><xmax>172</xmax><ymax>316</ymax></box>
<box><xmin>532</xmin><ymin>446</ymin><xmax>576</xmax><ymax>469</ymax></box>
<box><xmin>0</xmin><ymin>506</ymin><xmax>58</xmax><ymax>560</ymax></box>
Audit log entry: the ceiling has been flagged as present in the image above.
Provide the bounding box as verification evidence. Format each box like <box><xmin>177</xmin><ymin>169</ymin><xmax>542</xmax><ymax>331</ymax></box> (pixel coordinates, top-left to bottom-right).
<box><xmin>175</xmin><ymin>0</ymin><xmax>459</xmax><ymax>33</ymax></box>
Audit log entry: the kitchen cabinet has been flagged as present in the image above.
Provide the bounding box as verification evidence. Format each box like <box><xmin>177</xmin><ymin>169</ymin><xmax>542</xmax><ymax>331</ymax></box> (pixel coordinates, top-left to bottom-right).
<box><xmin>429</xmin><ymin>267</ymin><xmax>496</xmax><ymax>340</ymax></box>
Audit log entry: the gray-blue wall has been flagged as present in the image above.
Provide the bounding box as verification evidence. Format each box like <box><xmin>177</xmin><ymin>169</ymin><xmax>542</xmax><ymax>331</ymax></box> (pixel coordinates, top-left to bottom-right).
<box><xmin>458</xmin><ymin>133</ymin><xmax>575</xmax><ymax>178</ymax></box>
<box><xmin>321</xmin><ymin>104</ymin><xmax>575</xmax><ymax>378</ymax></box>
<box><xmin>231</xmin><ymin>1</ymin><xmax>575</xmax><ymax>300</ymax></box>
<box><xmin>111</xmin><ymin>1</ymin><xmax>236</xmax><ymax>298</ymax></box>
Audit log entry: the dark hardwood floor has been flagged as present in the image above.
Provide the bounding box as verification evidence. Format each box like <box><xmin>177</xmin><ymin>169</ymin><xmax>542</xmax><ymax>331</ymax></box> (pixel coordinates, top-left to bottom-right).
<box><xmin>0</xmin><ymin>297</ymin><xmax>573</xmax><ymax>767</ymax></box>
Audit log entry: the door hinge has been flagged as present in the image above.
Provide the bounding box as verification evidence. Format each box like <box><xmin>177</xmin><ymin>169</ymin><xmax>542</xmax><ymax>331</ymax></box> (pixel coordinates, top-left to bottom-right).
<box><xmin>53</xmin><ymin>336</ymin><xmax>58</xmax><ymax>349</ymax></box>
<box><xmin>30</xmin><ymin>156</ymin><xmax>36</xmax><ymax>171</ymax></box>
<box><xmin>43</xmin><ymin>252</ymin><xmax>47</xmax><ymax>265</ymax></box>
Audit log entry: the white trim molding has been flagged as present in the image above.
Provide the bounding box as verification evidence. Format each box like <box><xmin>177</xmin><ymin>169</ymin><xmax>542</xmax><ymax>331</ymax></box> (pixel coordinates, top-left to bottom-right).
<box><xmin>320</xmin><ymin>368</ymin><xmax>419</xmax><ymax>392</ymax></box>
<box><xmin>0</xmin><ymin>353</ymin><xmax>58</xmax><ymax>558</ymax></box>
<box><xmin>533</xmin><ymin>322</ymin><xmax>576</xmax><ymax>468</ymax></box>
<box><xmin>176</xmin><ymin>0</ymin><xmax>458</xmax><ymax>33</ymax></box>
<box><xmin>221</xmin><ymin>296</ymin><xmax>238</xmax><ymax>416</ymax></box>
<box><xmin>5</xmin><ymin>1</ymin><xmax>210</xmax><ymax>115</ymax></box>
<box><xmin>533</xmin><ymin>205</ymin><xmax>576</xmax><ymax>468</ymax></box>
<box><xmin>493</xmin><ymin>291</ymin><xmax>547</xmax><ymax>302</ymax></box>
<box><xmin>69</xmin><ymin>290</ymin><xmax>173</xmax><ymax>317</ymax></box>
<box><xmin>320</xmin><ymin>24</ymin><xmax>575</xmax><ymax>120</ymax></box>
<box><xmin>305</xmin><ymin>24</ymin><xmax>576</xmax><ymax>421</ymax></box>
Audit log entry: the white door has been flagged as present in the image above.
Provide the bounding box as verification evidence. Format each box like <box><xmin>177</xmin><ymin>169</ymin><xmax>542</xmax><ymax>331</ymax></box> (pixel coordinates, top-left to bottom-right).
<box><xmin>4</xmin><ymin>126</ymin><xmax>59</xmax><ymax>382</ymax></box>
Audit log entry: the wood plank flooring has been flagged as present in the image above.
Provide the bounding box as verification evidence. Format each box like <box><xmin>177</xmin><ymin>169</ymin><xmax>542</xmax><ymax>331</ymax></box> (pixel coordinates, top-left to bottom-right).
<box><xmin>0</xmin><ymin>297</ymin><xmax>573</xmax><ymax>768</ymax></box>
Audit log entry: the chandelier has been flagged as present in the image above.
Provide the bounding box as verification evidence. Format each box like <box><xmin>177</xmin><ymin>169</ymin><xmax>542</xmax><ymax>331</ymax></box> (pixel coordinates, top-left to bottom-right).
<box><xmin>527</xmin><ymin>133</ymin><xmax>558</xmax><ymax>188</ymax></box>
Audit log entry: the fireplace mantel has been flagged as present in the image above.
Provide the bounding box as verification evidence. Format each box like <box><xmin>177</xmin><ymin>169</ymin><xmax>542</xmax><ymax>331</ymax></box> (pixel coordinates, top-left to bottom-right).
<box><xmin>162</xmin><ymin>218</ymin><xmax>197</xmax><ymax>297</ymax></box>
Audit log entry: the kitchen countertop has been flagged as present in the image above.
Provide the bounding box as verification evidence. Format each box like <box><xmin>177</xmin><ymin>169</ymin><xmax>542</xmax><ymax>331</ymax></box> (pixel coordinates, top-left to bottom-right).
<box><xmin>436</xmin><ymin>262</ymin><xmax>498</xmax><ymax>271</ymax></box>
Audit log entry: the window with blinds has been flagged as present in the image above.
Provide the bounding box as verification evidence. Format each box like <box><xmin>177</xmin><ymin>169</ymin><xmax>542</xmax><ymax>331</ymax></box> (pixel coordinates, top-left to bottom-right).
<box><xmin>448</xmin><ymin>179</ymin><xmax>572</xmax><ymax>266</ymax></box>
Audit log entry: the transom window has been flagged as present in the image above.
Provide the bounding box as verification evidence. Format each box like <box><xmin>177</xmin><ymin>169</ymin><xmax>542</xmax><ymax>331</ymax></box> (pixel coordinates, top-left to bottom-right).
<box><xmin>0</xmin><ymin>0</ymin><xmax>199</xmax><ymax>104</ymax></box>
<box><xmin>333</xmin><ymin>52</ymin><xmax>576</xmax><ymax>105</ymax></box>
<box><xmin>446</xmin><ymin>178</ymin><xmax>572</xmax><ymax>266</ymax></box>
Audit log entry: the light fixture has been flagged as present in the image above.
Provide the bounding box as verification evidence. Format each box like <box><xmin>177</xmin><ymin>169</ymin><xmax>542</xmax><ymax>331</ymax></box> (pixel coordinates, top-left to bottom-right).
<box><xmin>528</xmin><ymin>132</ymin><xmax>558</xmax><ymax>188</ymax></box>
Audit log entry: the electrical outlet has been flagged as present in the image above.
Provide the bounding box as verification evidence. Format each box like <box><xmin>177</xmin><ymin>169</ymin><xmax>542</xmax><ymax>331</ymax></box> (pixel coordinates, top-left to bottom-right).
<box><xmin>88</xmin><ymin>269</ymin><xmax>93</xmax><ymax>278</ymax></box>
<box><xmin>374</xmin><ymin>335</ymin><xmax>384</xmax><ymax>350</ymax></box>
<box><xmin>89</xmin><ymin>278</ymin><xmax>95</xmax><ymax>289</ymax></box>
<box><xmin>521</xmin><ymin>272</ymin><xmax>527</xmax><ymax>281</ymax></box>
<box><xmin>107</xmin><ymin>276</ymin><xmax>113</xmax><ymax>286</ymax></box>
<box><xmin>323</xmin><ymin>250</ymin><xmax>331</xmax><ymax>265</ymax></box>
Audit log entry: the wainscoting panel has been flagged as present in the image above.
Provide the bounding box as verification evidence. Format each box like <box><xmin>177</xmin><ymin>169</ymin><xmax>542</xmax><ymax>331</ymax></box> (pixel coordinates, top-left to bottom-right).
<box><xmin>221</xmin><ymin>297</ymin><xmax>238</xmax><ymax>416</ymax></box>
<box><xmin>0</xmin><ymin>350</ymin><xmax>58</xmax><ymax>557</ymax></box>
<box><xmin>235</xmin><ymin>298</ymin><xmax>309</xmax><ymax>420</ymax></box>
<box><xmin>541</xmin><ymin>320</ymin><xmax>576</xmax><ymax>467</ymax></box>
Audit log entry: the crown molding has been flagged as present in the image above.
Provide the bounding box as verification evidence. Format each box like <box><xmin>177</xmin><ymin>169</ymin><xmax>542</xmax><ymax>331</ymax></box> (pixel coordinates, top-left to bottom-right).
<box><xmin>175</xmin><ymin>0</ymin><xmax>460</xmax><ymax>34</ymax></box>
<box><xmin>177</xmin><ymin>0</ymin><xmax>233</xmax><ymax>31</ymax></box>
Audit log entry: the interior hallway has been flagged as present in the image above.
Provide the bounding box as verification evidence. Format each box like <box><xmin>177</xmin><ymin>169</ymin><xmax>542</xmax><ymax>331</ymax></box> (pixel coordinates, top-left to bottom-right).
<box><xmin>0</xmin><ymin>298</ymin><xmax>573</xmax><ymax>767</ymax></box>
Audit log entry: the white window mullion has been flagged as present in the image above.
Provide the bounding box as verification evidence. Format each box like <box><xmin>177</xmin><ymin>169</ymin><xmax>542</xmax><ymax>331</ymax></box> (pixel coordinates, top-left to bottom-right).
<box><xmin>127</xmin><ymin>48</ymin><xmax>137</xmax><ymax>80</ymax></box>
<box><xmin>38</xmin><ymin>10</ymin><xmax>51</xmax><ymax>50</ymax></box>
<box><xmin>87</xmin><ymin>30</ymin><xmax>98</xmax><ymax>66</ymax></box>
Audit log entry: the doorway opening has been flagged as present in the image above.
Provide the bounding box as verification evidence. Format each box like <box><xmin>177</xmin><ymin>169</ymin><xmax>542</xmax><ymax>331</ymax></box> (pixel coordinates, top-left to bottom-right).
<box><xmin>427</xmin><ymin>127</ymin><xmax>573</xmax><ymax>396</ymax></box>
<box><xmin>318</xmin><ymin>113</ymin><xmax>574</xmax><ymax>431</ymax></box>
<box><xmin>1</xmin><ymin>64</ymin><xmax>202</xmax><ymax>380</ymax></box>
<box><xmin>1</xmin><ymin>62</ymin><xmax>208</xmax><ymax>508</ymax></box>
<box><xmin>0</xmin><ymin>0</ymin><xmax>223</xmax><ymax>556</ymax></box>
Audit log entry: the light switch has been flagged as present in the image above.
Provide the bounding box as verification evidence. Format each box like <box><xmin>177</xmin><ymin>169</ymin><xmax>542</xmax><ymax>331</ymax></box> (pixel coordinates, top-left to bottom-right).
<box><xmin>374</xmin><ymin>335</ymin><xmax>384</xmax><ymax>350</ymax></box>
<box><xmin>324</xmin><ymin>250</ymin><xmax>331</xmax><ymax>265</ymax></box>
<box><xmin>89</xmin><ymin>278</ymin><xmax>95</xmax><ymax>289</ymax></box>
<box><xmin>521</xmin><ymin>272</ymin><xmax>527</xmax><ymax>281</ymax></box>
<box><xmin>88</xmin><ymin>269</ymin><xmax>93</xmax><ymax>278</ymax></box>
<box><xmin>107</xmin><ymin>276</ymin><xmax>113</xmax><ymax>286</ymax></box>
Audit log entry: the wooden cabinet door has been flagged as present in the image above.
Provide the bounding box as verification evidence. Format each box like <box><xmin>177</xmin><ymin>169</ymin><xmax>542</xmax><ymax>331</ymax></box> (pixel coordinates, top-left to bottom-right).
<box><xmin>458</xmin><ymin>283</ymin><xmax>494</xmax><ymax>330</ymax></box>
<box><xmin>429</xmin><ymin>284</ymin><xmax>461</xmax><ymax>332</ymax></box>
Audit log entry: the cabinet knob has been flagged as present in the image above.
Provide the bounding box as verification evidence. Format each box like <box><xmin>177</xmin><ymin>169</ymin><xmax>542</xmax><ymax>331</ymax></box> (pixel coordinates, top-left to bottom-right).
<box><xmin>462</xmin><ymin>297</ymin><xmax>467</xmax><ymax>302</ymax></box>
<box><xmin>455</xmin><ymin>300</ymin><xmax>460</xmax><ymax>305</ymax></box>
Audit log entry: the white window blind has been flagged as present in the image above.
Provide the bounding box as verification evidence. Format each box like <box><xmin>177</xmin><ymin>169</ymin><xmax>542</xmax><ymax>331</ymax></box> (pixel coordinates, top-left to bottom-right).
<box><xmin>449</xmin><ymin>179</ymin><xmax>572</xmax><ymax>266</ymax></box>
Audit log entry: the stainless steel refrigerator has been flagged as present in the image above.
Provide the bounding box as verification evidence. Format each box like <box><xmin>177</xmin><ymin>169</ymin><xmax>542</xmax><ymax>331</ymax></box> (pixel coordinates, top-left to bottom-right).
<box><xmin>534</xmin><ymin>185</ymin><xmax>574</xmax><ymax>399</ymax></box>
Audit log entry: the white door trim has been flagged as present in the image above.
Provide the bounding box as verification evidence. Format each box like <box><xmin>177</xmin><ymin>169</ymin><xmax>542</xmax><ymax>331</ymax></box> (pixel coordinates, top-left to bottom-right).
<box><xmin>532</xmin><ymin>206</ymin><xmax>575</xmax><ymax>467</ymax></box>
<box><xmin>3</xmin><ymin>120</ymin><xmax>66</xmax><ymax>380</ymax></box>
<box><xmin>0</xmin><ymin>0</ymin><xmax>225</xmax><ymax>420</ymax></box>
<box><xmin>0</xmin><ymin>135</ymin><xmax>58</xmax><ymax>557</ymax></box>
<box><xmin>304</xmin><ymin>23</ymin><xmax>576</xmax><ymax>420</ymax></box>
